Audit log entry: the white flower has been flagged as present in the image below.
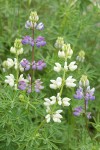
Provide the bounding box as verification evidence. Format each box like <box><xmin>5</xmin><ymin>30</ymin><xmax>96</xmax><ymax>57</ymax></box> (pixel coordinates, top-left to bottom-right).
<box><xmin>54</xmin><ymin>63</ymin><xmax>62</xmax><ymax>72</ymax></box>
<box><xmin>44</xmin><ymin>98</ymin><xmax>51</xmax><ymax>107</ymax></box>
<box><xmin>10</xmin><ymin>47</ymin><xmax>16</xmax><ymax>54</ymax></box>
<box><xmin>50</xmin><ymin>96</ymin><xmax>56</xmax><ymax>105</ymax></box>
<box><xmin>18</xmin><ymin>74</ymin><xmax>29</xmax><ymax>83</ymax></box>
<box><xmin>64</xmin><ymin>61</ymin><xmax>68</xmax><ymax>71</ymax></box>
<box><xmin>3</xmin><ymin>58</ymin><xmax>14</xmax><ymax>69</ymax></box>
<box><xmin>50</xmin><ymin>77</ymin><xmax>62</xmax><ymax>89</ymax></box>
<box><xmin>17</xmin><ymin>48</ymin><xmax>23</xmax><ymax>55</ymax></box>
<box><xmin>19</xmin><ymin>64</ymin><xmax>24</xmax><ymax>72</ymax></box>
<box><xmin>44</xmin><ymin>96</ymin><xmax>56</xmax><ymax>107</ymax></box>
<box><xmin>65</xmin><ymin>76</ymin><xmax>76</xmax><ymax>87</ymax></box>
<box><xmin>68</xmin><ymin>61</ymin><xmax>77</xmax><ymax>71</ymax></box>
<box><xmin>86</xmin><ymin>86</ymin><xmax>95</xmax><ymax>93</ymax></box>
<box><xmin>52</xmin><ymin>110</ymin><xmax>63</xmax><ymax>123</ymax></box>
<box><xmin>7</xmin><ymin>58</ymin><xmax>14</xmax><ymax>68</ymax></box>
<box><xmin>58</xmin><ymin>50</ymin><xmax>65</xmax><ymax>58</ymax></box>
<box><xmin>36</xmin><ymin>22</ymin><xmax>44</xmax><ymax>30</ymax></box>
<box><xmin>5</xmin><ymin>74</ymin><xmax>15</xmax><ymax>87</ymax></box>
<box><xmin>62</xmin><ymin>97</ymin><xmax>71</xmax><ymax>106</ymax></box>
<box><xmin>66</xmin><ymin>44</ymin><xmax>73</xmax><ymax>59</ymax></box>
<box><xmin>45</xmin><ymin>114</ymin><xmax>51</xmax><ymax>123</ymax></box>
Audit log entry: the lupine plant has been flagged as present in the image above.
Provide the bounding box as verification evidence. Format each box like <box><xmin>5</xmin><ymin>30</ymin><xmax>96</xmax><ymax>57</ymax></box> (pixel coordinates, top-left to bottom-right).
<box><xmin>3</xmin><ymin>11</ymin><xmax>46</xmax><ymax>93</ymax></box>
<box><xmin>0</xmin><ymin>7</ymin><xmax>99</xmax><ymax>150</ymax></box>
<box><xmin>44</xmin><ymin>37</ymin><xmax>77</xmax><ymax>123</ymax></box>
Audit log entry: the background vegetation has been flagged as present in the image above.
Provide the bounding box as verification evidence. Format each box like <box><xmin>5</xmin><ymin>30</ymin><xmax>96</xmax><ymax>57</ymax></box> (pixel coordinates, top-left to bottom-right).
<box><xmin>0</xmin><ymin>0</ymin><xmax>100</xmax><ymax>149</ymax></box>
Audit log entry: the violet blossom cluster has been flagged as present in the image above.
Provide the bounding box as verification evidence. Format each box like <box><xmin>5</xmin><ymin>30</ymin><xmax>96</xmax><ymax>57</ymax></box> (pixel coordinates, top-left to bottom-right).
<box><xmin>22</xmin><ymin>36</ymin><xmax>46</xmax><ymax>48</ymax></box>
<box><xmin>44</xmin><ymin>37</ymin><xmax>77</xmax><ymax>123</ymax></box>
<box><xmin>73</xmin><ymin>75</ymin><xmax>95</xmax><ymax>119</ymax></box>
<box><xmin>20</xmin><ymin>59</ymin><xmax>46</xmax><ymax>71</ymax></box>
<box><xmin>73</xmin><ymin>106</ymin><xmax>92</xmax><ymax>119</ymax></box>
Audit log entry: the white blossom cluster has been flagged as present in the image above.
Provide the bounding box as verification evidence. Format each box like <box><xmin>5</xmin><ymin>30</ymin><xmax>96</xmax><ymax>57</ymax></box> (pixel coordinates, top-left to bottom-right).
<box><xmin>3</xmin><ymin>39</ymin><xmax>28</xmax><ymax>89</ymax></box>
<box><xmin>3</xmin><ymin>58</ymin><xmax>24</xmax><ymax>72</ymax></box>
<box><xmin>44</xmin><ymin>37</ymin><xmax>77</xmax><ymax>123</ymax></box>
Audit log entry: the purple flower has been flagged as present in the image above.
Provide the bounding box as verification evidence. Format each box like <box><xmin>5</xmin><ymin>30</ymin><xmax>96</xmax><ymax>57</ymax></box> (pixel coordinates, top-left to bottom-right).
<box><xmin>36</xmin><ymin>22</ymin><xmax>44</xmax><ymax>30</ymax></box>
<box><xmin>36</xmin><ymin>36</ymin><xmax>46</xmax><ymax>48</ymax></box>
<box><xmin>34</xmin><ymin>79</ymin><xmax>44</xmax><ymax>93</ymax></box>
<box><xmin>27</xmin><ymin>85</ymin><xmax>32</xmax><ymax>93</ymax></box>
<box><xmin>74</xmin><ymin>87</ymin><xmax>83</xmax><ymax>100</ymax></box>
<box><xmin>20</xmin><ymin>59</ymin><xmax>30</xmax><ymax>71</ymax></box>
<box><xmin>36</xmin><ymin>60</ymin><xmax>46</xmax><ymax>70</ymax></box>
<box><xmin>18</xmin><ymin>81</ymin><xmax>27</xmax><ymax>90</ymax></box>
<box><xmin>22</xmin><ymin>36</ymin><xmax>34</xmax><ymax>46</ymax></box>
<box><xmin>25</xmin><ymin>20</ymin><xmax>33</xmax><ymax>29</ymax></box>
<box><xmin>85</xmin><ymin>86</ymin><xmax>95</xmax><ymax>101</ymax></box>
<box><xmin>87</xmin><ymin>112</ymin><xmax>92</xmax><ymax>119</ymax></box>
<box><xmin>32</xmin><ymin>61</ymin><xmax>37</xmax><ymax>70</ymax></box>
<box><xmin>73</xmin><ymin>106</ymin><xmax>83</xmax><ymax>116</ymax></box>
<box><xmin>32</xmin><ymin>60</ymin><xmax>46</xmax><ymax>71</ymax></box>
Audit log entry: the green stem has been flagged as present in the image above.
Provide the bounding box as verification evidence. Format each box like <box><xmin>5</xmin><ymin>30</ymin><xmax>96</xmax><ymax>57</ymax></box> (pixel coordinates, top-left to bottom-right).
<box><xmin>33</xmin><ymin>120</ymin><xmax>45</xmax><ymax>136</ymax></box>
<box><xmin>16</xmin><ymin>54</ymin><xmax>19</xmax><ymax>86</ymax></box>
<box><xmin>84</xmin><ymin>98</ymin><xmax>88</xmax><ymax>130</ymax></box>
<box><xmin>60</xmin><ymin>70</ymin><xmax>66</xmax><ymax>96</ymax></box>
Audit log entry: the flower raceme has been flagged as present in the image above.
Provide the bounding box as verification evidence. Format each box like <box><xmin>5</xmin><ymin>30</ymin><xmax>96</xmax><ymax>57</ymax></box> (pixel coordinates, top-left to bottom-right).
<box><xmin>44</xmin><ymin>93</ymin><xmax>71</xmax><ymax>123</ymax></box>
<box><xmin>25</xmin><ymin>11</ymin><xmax>44</xmax><ymax>30</ymax></box>
<box><xmin>3</xmin><ymin>11</ymin><xmax>46</xmax><ymax>94</ymax></box>
<box><xmin>73</xmin><ymin>75</ymin><xmax>95</xmax><ymax>119</ymax></box>
<box><xmin>44</xmin><ymin>38</ymin><xmax>77</xmax><ymax>123</ymax></box>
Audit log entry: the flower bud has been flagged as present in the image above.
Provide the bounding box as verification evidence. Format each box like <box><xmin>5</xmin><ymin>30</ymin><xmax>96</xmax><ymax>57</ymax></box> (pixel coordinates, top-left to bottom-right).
<box><xmin>79</xmin><ymin>75</ymin><xmax>89</xmax><ymax>87</ymax></box>
<box><xmin>55</xmin><ymin>37</ymin><xmax>64</xmax><ymax>49</ymax></box>
<box><xmin>58</xmin><ymin>50</ymin><xmax>65</xmax><ymax>58</ymax></box>
<box><xmin>76</xmin><ymin>50</ymin><xmax>85</xmax><ymax>62</ymax></box>
<box><xmin>29</xmin><ymin>11</ymin><xmax>39</xmax><ymax>23</ymax></box>
<box><xmin>10</xmin><ymin>47</ymin><xmax>16</xmax><ymax>54</ymax></box>
<box><xmin>14</xmin><ymin>39</ymin><xmax>23</xmax><ymax>49</ymax></box>
<box><xmin>62</xmin><ymin>44</ymin><xmax>73</xmax><ymax>59</ymax></box>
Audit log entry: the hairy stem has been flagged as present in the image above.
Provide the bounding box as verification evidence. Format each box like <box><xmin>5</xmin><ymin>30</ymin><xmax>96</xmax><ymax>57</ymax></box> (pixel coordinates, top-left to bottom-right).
<box><xmin>31</xmin><ymin>27</ymin><xmax>34</xmax><ymax>89</ymax></box>
<box><xmin>16</xmin><ymin>54</ymin><xmax>19</xmax><ymax>86</ymax></box>
<box><xmin>84</xmin><ymin>98</ymin><xmax>88</xmax><ymax>130</ymax></box>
